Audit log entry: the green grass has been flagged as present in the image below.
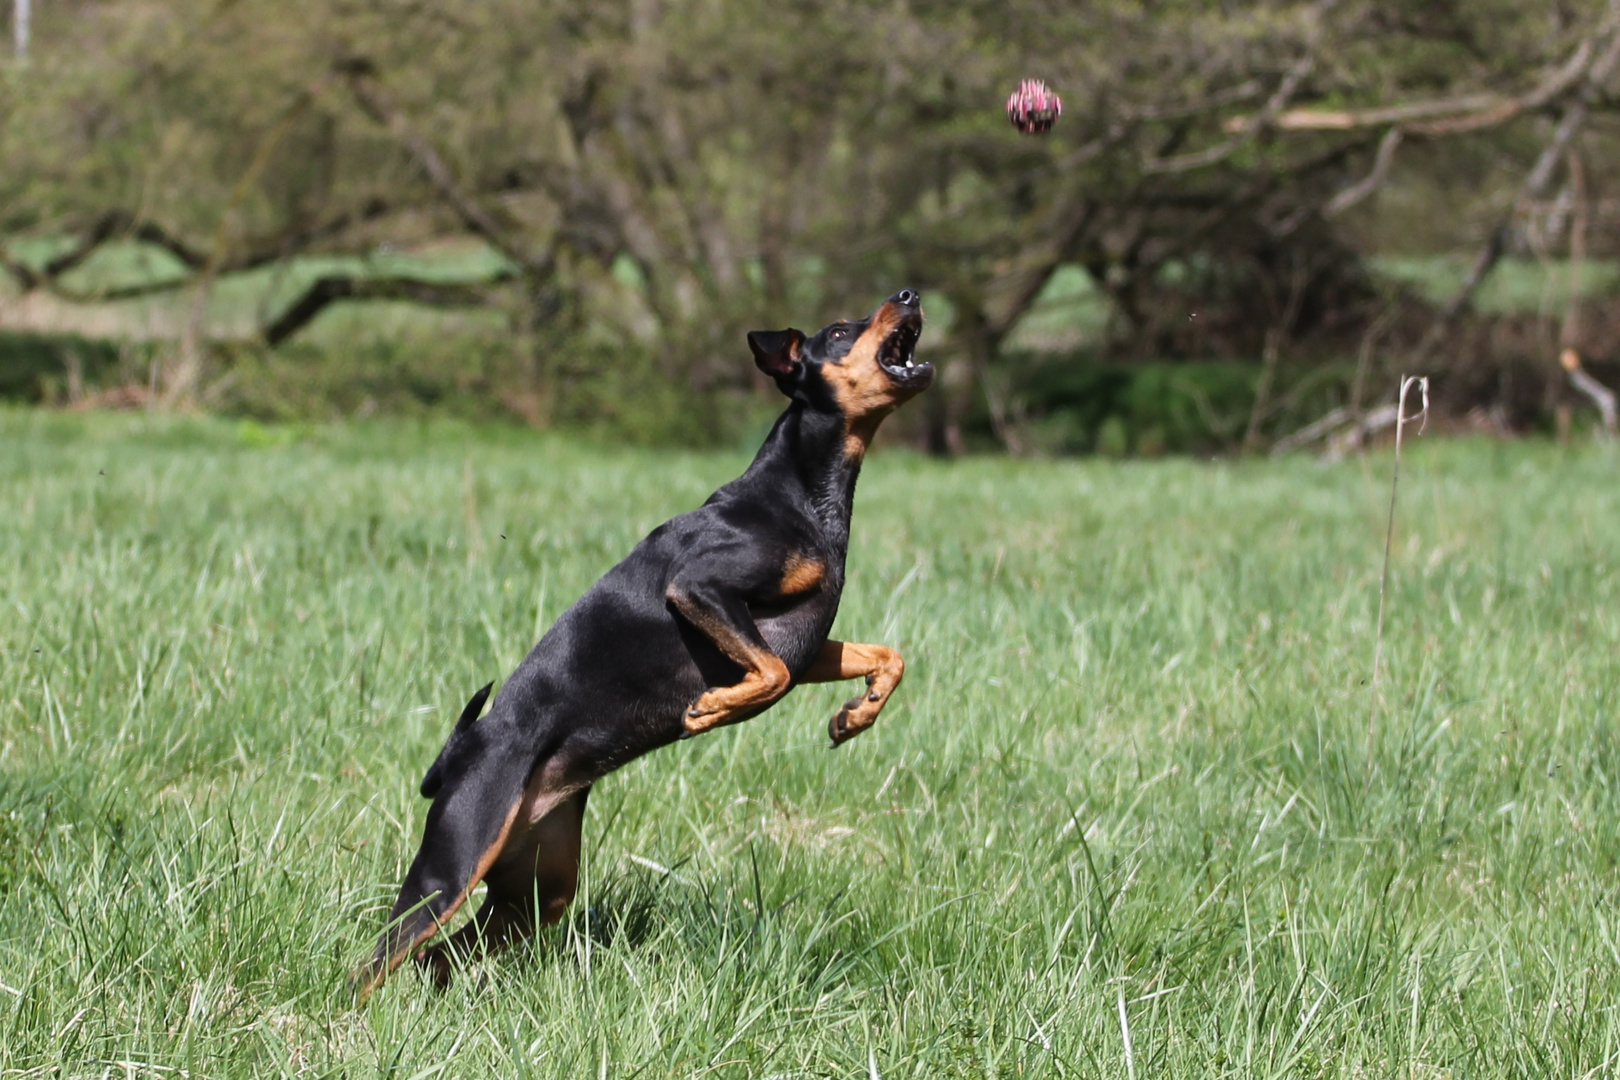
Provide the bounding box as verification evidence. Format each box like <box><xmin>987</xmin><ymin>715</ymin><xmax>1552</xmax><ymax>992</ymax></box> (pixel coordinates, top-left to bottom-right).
<box><xmin>1</xmin><ymin>410</ymin><xmax>1618</xmax><ymax>1077</ymax></box>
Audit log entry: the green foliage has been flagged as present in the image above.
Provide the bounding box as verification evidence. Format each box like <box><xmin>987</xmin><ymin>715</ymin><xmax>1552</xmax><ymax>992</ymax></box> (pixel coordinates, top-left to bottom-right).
<box><xmin>218</xmin><ymin>334</ymin><xmax>773</xmax><ymax>448</ymax></box>
<box><xmin>0</xmin><ymin>332</ymin><xmax>130</xmax><ymax>402</ymax></box>
<box><xmin>219</xmin><ymin>335</ymin><xmax>527</xmax><ymax>424</ymax></box>
<box><xmin>1</xmin><ymin>412</ymin><xmax>1618</xmax><ymax>1074</ymax></box>
<box><xmin>1375</xmin><ymin>256</ymin><xmax>1620</xmax><ymax>316</ymax></box>
<box><xmin>969</xmin><ymin>355</ymin><xmax>1355</xmax><ymax>456</ymax></box>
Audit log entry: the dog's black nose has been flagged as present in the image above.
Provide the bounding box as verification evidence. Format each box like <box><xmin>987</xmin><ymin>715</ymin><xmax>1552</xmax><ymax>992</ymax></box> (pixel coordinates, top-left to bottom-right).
<box><xmin>890</xmin><ymin>288</ymin><xmax>920</xmax><ymax>307</ymax></box>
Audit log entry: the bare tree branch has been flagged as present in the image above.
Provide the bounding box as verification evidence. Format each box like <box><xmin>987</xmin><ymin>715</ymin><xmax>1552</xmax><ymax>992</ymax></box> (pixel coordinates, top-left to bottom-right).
<box><xmin>1562</xmin><ymin>350</ymin><xmax>1619</xmax><ymax>433</ymax></box>
<box><xmin>1260</xmin><ymin>10</ymin><xmax>1620</xmax><ymax>144</ymax></box>
<box><xmin>1323</xmin><ymin>127</ymin><xmax>1405</xmax><ymax>217</ymax></box>
<box><xmin>1144</xmin><ymin>50</ymin><xmax>1320</xmax><ymax>174</ymax></box>
<box><xmin>1249</xmin><ymin>94</ymin><xmax>1501</xmax><ymax>133</ymax></box>
<box><xmin>1269</xmin><ymin>405</ymin><xmax>1353</xmax><ymax>455</ymax></box>
<box><xmin>7</xmin><ymin>198</ymin><xmax>404</xmax><ymax>300</ymax></box>
<box><xmin>45</xmin><ymin>211</ymin><xmax>205</xmax><ymax>276</ymax></box>
<box><xmin>0</xmin><ymin>250</ymin><xmax>39</xmax><ymax>290</ymax></box>
<box><xmin>262</xmin><ymin>273</ymin><xmax>510</xmax><ymax>346</ymax></box>
<box><xmin>171</xmin><ymin>90</ymin><xmax>332</xmax><ymax>403</ymax></box>
<box><xmin>338</xmin><ymin>59</ymin><xmax>556</xmax><ymax>282</ymax></box>
<box><xmin>982</xmin><ymin>198</ymin><xmax>1100</xmax><ymax>339</ymax></box>
<box><xmin>1140</xmin><ymin>0</ymin><xmax>1342</xmax><ymax>175</ymax></box>
<box><xmin>1119</xmin><ymin>80</ymin><xmax>1264</xmax><ymax>122</ymax></box>
<box><xmin>1561</xmin><ymin>147</ymin><xmax>1589</xmax><ymax>354</ymax></box>
<box><xmin>1236</xmin><ymin>16</ymin><xmax>1614</xmax><ymax>137</ymax></box>
<box><xmin>1555</xmin><ymin>150</ymin><xmax>1618</xmax><ymax>436</ymax></box>
<box><xmin>1410</xmin><ymin>29</ymin><xmax>1620</xmax><ymax>366</ymax></box>
<box><xmin>1243</xmin><ymin>255</ymin><xmax>1310</xmax><ymax>451</ymax></box>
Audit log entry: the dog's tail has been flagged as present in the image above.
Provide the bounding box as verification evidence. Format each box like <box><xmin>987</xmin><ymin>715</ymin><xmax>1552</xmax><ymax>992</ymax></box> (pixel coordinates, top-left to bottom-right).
<box><xmin>420</xmin><ymin>682</ymin><xmax>493</xmax><ymax>798</ymax></box>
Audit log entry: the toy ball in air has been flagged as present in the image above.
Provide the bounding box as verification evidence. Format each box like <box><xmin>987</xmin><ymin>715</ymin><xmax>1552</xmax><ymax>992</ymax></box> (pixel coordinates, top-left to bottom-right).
<box><xmin>1006</xmin><ymin>79</ymin><xmax>1061</xmax><ymax>135</ymax></box>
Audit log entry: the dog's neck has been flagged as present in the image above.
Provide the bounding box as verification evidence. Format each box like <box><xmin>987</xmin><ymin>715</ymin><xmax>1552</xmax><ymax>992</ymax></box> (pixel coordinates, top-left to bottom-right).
<box><xmin>747</xmin><ymin>402</ymin><xmax>868</xmax><ymax>549</ymax></box>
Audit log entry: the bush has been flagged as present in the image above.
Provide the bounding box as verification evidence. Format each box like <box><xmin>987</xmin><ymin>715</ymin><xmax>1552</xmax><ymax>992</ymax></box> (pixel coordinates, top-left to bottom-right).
<box><xmin>214</xmin><ymin>334</ymin><xmax>779</xmax><ymax>448</ymax></box>
<box><xmin>973</xmin><ymin>353</ymin><xmax>1359</xmax><ymax>456</ymax></box>
<box><xmin>0</xmin><ymin>332</ymin><xmax>131</xmax><ymax>403</ymax></box>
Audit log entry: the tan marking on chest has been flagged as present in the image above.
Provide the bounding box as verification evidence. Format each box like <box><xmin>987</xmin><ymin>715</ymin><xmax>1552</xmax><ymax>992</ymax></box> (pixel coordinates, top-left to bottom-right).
<box><xmin>779</xmin><ymin>553</ymin><xmax>826</xmax><ymax>595</ymax></box>
<box><xmin>843</xmin><ymin>413</ymin><xmax>887</xmax><ymax>461</ymax></box>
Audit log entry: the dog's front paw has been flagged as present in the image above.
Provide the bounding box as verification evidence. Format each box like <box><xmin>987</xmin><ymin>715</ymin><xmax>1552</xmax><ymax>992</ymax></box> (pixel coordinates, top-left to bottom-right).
<box><xmin>827</xmin><ymin>707</ymin><xmax>853</xmax><ymax>746</ymax></box>
<box><xmin>827</xmin><ymin>694</ymin><xmax>875</xmax><ymax>746</ymax></box>
<box><xmin>683</xmin><ymin>695</ymin><xmax>728</xmax><ymax>736</ymax></box>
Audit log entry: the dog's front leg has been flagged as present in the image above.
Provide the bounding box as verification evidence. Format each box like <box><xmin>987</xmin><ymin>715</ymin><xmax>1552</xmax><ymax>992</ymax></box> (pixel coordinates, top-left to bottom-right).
<box><xmin>800</xmin><ymin>639</ymin><xmax>906</xmax><ymax>745</ymax></box>
<box><xmin>666</xmin><ymin>574</ymin><xmax>791</xmax><ymax>736</ymax></box>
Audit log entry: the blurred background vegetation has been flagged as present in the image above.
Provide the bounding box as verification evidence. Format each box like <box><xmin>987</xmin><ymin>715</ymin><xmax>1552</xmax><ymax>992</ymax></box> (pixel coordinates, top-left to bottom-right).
<box><xmin>3</xmin><ymin>0</ymin><xmax>1620</xmax><ymax>454</ymax></box>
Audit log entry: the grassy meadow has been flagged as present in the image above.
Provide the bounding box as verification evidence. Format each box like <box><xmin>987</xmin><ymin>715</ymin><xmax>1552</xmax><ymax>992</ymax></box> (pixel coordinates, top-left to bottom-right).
<box><xmin>1</xmin><ymin>409</ymin><xmax>1618</xmax><ymax>1077</ymax></box>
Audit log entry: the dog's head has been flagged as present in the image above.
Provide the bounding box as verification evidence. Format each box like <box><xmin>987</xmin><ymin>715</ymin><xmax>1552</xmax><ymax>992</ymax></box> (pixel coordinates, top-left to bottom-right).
<box><xmin>748</xmin><ymin>290</ymin><xmax>933</xmax><ymax>434</ymax></box>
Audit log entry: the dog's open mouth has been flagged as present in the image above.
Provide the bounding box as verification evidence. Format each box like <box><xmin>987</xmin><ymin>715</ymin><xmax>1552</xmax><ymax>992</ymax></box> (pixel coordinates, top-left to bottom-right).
<box><xmin>877</xmin><ymin>316</ymin><xmax>931</xmax><ymax>386</ymax></box>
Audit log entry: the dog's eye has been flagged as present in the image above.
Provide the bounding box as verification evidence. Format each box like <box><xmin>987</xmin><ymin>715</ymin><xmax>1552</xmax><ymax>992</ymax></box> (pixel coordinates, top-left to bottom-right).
<box><xmin>829</xmin><ymin>326</ymin><xmax>848</xmax><ymax>341</ymax></box>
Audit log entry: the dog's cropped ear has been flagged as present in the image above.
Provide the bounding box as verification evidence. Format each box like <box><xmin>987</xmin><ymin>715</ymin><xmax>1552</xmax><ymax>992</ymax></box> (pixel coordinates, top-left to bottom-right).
<box><xmin>748</xmin><ymin>329</ymin><xmax>805</xmax><ymax>380</ymax></box>
<box><xmin>420</xmin><ymin>682</ymin><xmax>494</xmax><ymax>799</ymax></box>
<box><xmin>452</xmin><ymin>682</ymin><xmax>493</xmax><ymax>735</ymax></box>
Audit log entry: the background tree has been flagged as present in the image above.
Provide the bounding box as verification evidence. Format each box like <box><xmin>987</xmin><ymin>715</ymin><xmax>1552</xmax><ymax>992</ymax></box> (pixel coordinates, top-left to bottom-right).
<box><xmin>4</xmin><ymin>0</ymin><xmax>1618</xmax><ymax>449</ymax></box>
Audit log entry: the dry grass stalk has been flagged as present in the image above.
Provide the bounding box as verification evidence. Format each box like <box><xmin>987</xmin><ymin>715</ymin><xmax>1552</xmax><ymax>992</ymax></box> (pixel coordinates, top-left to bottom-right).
<box><xmin>1367</xmin><ymin>374</ymin><xmax>1429</xmax><ymax>781</ymax></box>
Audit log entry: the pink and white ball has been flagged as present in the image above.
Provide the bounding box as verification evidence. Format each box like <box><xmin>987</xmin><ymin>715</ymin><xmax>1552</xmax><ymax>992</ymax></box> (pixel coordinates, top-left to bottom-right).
<box><xmin>1007</xmin><ymin>79</ymin><xmax>1062</xmax><ymax>135</ymax></box>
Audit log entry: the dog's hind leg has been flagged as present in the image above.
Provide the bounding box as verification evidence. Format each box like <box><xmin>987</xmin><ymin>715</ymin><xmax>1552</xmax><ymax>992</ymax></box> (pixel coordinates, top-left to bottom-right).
<box><xmin>800</xmin><ymin>640</ymin><xmax>905</xmax><ymax>746</ymax></box>
<box><xmin>415</xmin><ymin>785</ymin><xmax>591</xmax><ymax>989</ymax></box>
<box><xmin>349</xmin><ymin>731</ymin><xmax>538</xmax><ymax>1004</ymax></box>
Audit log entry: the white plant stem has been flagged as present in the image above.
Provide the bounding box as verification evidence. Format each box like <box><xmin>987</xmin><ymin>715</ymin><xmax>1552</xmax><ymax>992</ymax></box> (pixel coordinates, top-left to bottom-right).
<box><xmin>1367</xmin><ymin>375</ymin><xmax>1429</xmax><ymax>780</ymax></box>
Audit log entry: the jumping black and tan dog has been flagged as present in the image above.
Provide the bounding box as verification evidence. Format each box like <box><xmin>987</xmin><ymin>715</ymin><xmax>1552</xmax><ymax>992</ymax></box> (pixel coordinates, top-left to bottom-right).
<box><xmin>352</xmin><ymin>289</ymin><xmax>933</xmax><ymax>1000</ymax></box>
